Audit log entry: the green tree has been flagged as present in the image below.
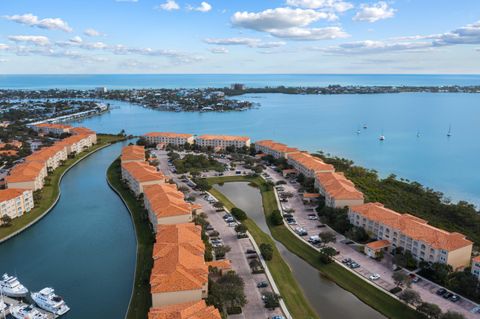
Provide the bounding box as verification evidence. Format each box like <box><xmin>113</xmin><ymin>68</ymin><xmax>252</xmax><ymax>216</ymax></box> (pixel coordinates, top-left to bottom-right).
<box><xmin>211</xmin><ymin>271</ymin><xmax>247</xmax><ymax>314</ymax></box>
<box><xmin>234</xmin><ymin>223</ymin><xmax>248</xmax><ymax>234</ymax></box>
<box><xmin>417</xmin><ymin>302</ymin><xmax>442</xmax><ymax>319</ymax></box>
<box><xmin>398</xmin><ymin>289</ymin><xmax>422</xmax><ymax>306</ymax></box>
<box><xmin>231</xmin><ymin>207</ymin><xmax>247</xmax><ymax>221</ymax></box>
<box><xmin>440</xmin><ymin>311</ymin><xmax>466</xmax><ymax>319</ymax></box>
<box><xmin>194</xmin><ymin>178</ymin><xmax>212</xmax><ymax>192</ymax></box>
<box><xmin>263</xmin><ymin>292</ymin><xmax>280</xmax><ymax>310</ymax></box>
<box><xmin>318</xmin><ymin>231</ymin><xmax>336</xmax><ymax>246</ymax></box>
<box><xmin>0</xmin><ymin>215</ymin><xmax>12</xmax><ymax>227</ymax></box>
<box><xmin>260</xmin><ymin>243</ymin><xmax>274</xmax><ymax>261</ymax></box>
<box><xmin>392</xmin><ymin>272</ymin><xmax>412</xmax><ymax>287</ymax></box>
<box><xmin>269</xmin><ymin>209</ymin><xmax>283</xmax><ymax>226</ymax></box>
<box><xmin>319</xmin><ymin>246</ymin><xmax>337</xmax><ymax>264</ymax></box>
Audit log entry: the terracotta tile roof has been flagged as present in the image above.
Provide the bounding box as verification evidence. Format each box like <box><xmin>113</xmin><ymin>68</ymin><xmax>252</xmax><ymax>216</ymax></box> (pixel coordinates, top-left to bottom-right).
<box><xmin>255</xmin><ymin>140</ymin><xmax>299</xmax><ymax>154</ymax></box>
<box><xmin>351</xmin><ymin>202</ymin><xmax>473</xmax><ymax>251</ymax></box>
<box><xmin>303</xmin><ymin>193</ymin><xmax>321</xmax><ymax>198</ymax></box>
<box><xmin>206</xmin><ymin>260</ymin><xmax>232</xmax><ymax>271</ymax></box>
<box><xmin>35</xmin><ymin>123</ymin><xmax>72</xmax><ymax>130</ymax></box>
<box><xmin>56</xmin><ymin>134</ymin><xmax>92</xmax><ymax>147</ymax></box>
<box><xmin>197</xmin><ymin>134</ymin><xmax>250</xmax><ymax>142</ymax></box>
<box><xmin>316</xmin><ymin>172</ymin><xmax>364</xmax><ymax>200</ymax></box>
<box><xmin>6</xmin><ymin>161</ymin><xmax>45</xmax><ymax>183</ymax></box>
<box><xmin>148</xmin><ymin>300</ymin><xmax>221</xmax><ymax>319</ymax></box>
<box><xmin>122</xmin><ymin>162</ymin><xmax>166</xmax><ymax>183</ymax></box>
<box><xmin>0</xmin><ymin>140</ymin><xmax>22</xmax><ymax>149</ymax></box>
<box><xmin>150</xmin><ymin>223</ymin><xmax>208</xmax><ymax>293</ymax></box>
<box><xmin>25</xmin><ymin>145</ymin><xmax>66</xmax><ymax>163</ymax></box>
<box><xmin>144</xmin><ymin>184</ymin><xmax>192</xmax><ymax>218</ymax></box>
<box><xmin>0</xmin><ymin>188</ymin><xmax>27</xmax><ymax>202</ymax></box>
<box><xmin>288</xmin><ymin>152</ymin><xmax>335</xmax><ymax>173</ymax></box>
<box><xmin>121</xmin><ymin>145</ymin><xmax>145</xmax><ymax>162</ymax></box>
<box><xmin>472</xmin><ymin>256</ymin><xmax>480</xmax><ymax>263</ymax></box>
<box><xmin>70</xmin><ymin>127</ymin><xmax>95</xmax><ymax>135</ymax></box>
<box><xmin>145</xmin><ymin>132</ymin><xmax>194</xmax><ymax>138</ymax></box>
<box><xmin>0</xmin><ymin>150</ymin><xmax>18</xmax><ymax>157</ymax></box>
<box><xmin>366</xmin><ymin>239</ymin><xmax>391</xmax><ymax>250</ymax></box>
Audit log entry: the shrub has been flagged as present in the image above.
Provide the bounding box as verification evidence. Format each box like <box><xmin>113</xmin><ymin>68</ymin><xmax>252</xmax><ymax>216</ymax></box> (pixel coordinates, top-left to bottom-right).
<box><xmin>269</xmin><ymin>209</ymin><xmax>283</xmax><ymax>226</ymax></box>
<box><xmin>260</xmin><ymin>243</ymin><xmax>274</xmax><ymax>261</ymax></box>
<box><xmin>231</xmin><ymin>207</ymin><xmax>247</xmax><ymax>221</ymax></box>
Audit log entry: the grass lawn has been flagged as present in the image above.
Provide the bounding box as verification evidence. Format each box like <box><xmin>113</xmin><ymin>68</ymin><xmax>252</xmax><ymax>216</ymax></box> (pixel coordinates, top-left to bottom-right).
<box><xmin>107</xmin><ymin>158</ymin><xmax>154</xmax><ymax>319</ymax></box>
<box><xmin>0</xmin><ymin>134</ymin><xmax>126</xmax><ymax>242</ymax></box>
<box><xmin>208</xmin><ymin>176</ymin><xmax>425</xmax><ymax>319</ymax></box>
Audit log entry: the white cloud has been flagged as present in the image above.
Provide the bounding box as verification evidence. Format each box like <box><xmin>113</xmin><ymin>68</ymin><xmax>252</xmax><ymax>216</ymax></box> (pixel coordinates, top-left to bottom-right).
<box><xmin>353</xmin><ymin>2</ymin><xmax>395</xmax><ymax>23</ymax></box>
<box><xmin>0</xmin><ymin>59</ymin><xmax>8</xmax><ymax>63</ymax></box>
<box><xmin>84</xmin><ymin>28</ymin><xmax>103</xmax><ymax>37</ymax></box>
<box><xmin>0</xmin><ymin>44</ymin><xmax>9</xmax><ymax>50</ymax></box>
<box><xmin>112</xmin><ymin>45</ymin><xmax>204</xmax><ymax>64</ymax></box>
<box><xmin>3</xmin><ymin>13</ymin><xmax>72</xmax><ymax>32</ymax></box>
<box><xmin>269</xmin><ymin>26</ymin><xmax>348</xmax><ymax>40</ymax></box>
<box><xmin>286</xmin><ymin>0</ymin><xmax>353</xmax><ymax>12</ymax></box>
<box><xmin>82</xmin><ymin>42</ymin><xmax>109</xmax><ymax>50</ymax></box>
<box><xmin>115</xmin><ymin>0</ymin><xmax>139</xmax><ymax>2</ymax></box>
<box><xmin>8</xmin><ymin>35</ymin><xmax>50</xmax><ymax>46</ymax></box>
<box><xmin>204</xmin><ymin>37</ymin><xmax>287</xmax><ymax>48</ymax></box>
<box><xmin>321</xmin><ymin>40</ymin><xmax>431</xmax><ymax>54</ymax></box>
<box><xmin>208</xmin><ymin>47</ymin><xmax>229</xmax><ymax>54</ymax></box>
<box><xmin>188</xmin><ymin>2</ymin><xmax>212</xmax><ymax>12</ymax></box>
<box><xmin>156</xmin><ymin>0</ymin><xmax>180</xmax><ymax>11</ymax></box>
<box><xmin>70</xmin><ymin>36</ymin><xmax>83</xmax><ymax>44</ymax></box>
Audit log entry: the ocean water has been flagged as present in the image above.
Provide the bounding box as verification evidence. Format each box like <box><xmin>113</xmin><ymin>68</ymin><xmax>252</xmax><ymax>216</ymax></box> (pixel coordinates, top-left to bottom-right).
<box><xmin>2</xmin><ymin>74</ymin><xmax>480</xmax><ymax>89</ymax></box>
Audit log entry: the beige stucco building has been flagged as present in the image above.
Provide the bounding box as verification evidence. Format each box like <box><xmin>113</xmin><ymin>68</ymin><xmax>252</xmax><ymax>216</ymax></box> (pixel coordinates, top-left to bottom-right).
<box><xmin>315</xmin><ymin>171</ymin><xmax>364</xmax><ymax>208</ymax></box>
<box><xmin>144</xmin><ymin>132</ymin><xmax>194</xmax><ymax>147</ymax></box>
<box><xmin>0</xmin><ymin>188</ymin><xmax>34</xmax><ymax>220</ymax></box>
<box><xmin>195</xmin><ymin>134</ymin><xmax>250</xmax><ymax>150</ymax></box>
<box><xmin>6</xmin><ymin>161</ymin><xmax>48</xmax><ymax>191</ymax></box>
<box><xmin>255</xmin><ymin>140</ymin><xmax>300</xmax><ymax>159</ymax></box>
<box><xmin>287</xmin><ymin>152</ymin><xmax>335</xmax><ymax>178</ymax></box>
<box><xmin>121</xmin><ymin>145</ymin><xmax>145</xmax><ymax>163</ymax></box>
<box><xmin>121</xmin><ymin>161</ymin><xmax>166</xmax><ymax>196</ymax></box>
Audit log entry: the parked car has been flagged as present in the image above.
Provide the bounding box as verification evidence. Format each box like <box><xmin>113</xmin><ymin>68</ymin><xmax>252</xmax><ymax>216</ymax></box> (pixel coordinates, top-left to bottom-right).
<box><xmin>443</xmin><ymin>292</ymin><xmax>453</xmax><ymax>299</ymax></box>
<box><xmin>295</xmin><ymin>227</ymin><xmax>308</xmax><ymax>236</ymax></box>
<box><xmin>308</xmin><ymin>214</ymin><xmax>318</xmax><ymax>220</ymax></box>
<box><xmin>257</xmin><ymin>281</ymin><xmax>269</xmax><ymax>288</ymax></box>
<box><xmin>317</xmin><ymin>224</ymin><xmax>327</xmax><ymax>228</ymax></box>
<box><xmin>450</xmin><ymin>294</ymin><xmax>460</xmax><ymax>302</ymax></box>
<box><xmin>205</xmin><ymin>224</ymin><xmax>214</xmax><ymax>231</ymax></box>
<box><xmin>271</xmin><ymin>316</ymin><xmax>285</xmax><ymax>319</ymax></box>
<box><xmin>225</xmin><ymin>217</ymin><xmax>235</xmax><ymax>223</ymax></box>
<box><xmin>286</xmin><ymin>218</ymin><xmax>297</xmax><ymax>225</ymax></box>
<box><xmin>436</xmin><ymin>288</ymin><xmax>447</xmax><ymax>296</ymax></box>
<box><xmin>369</xmin><ymin>274</ymin><xmax>381</xmax><ymax>281</ymax></box>
<box><xmin>342</xmin><ymin>258</ymin><xmax>352</xmax><ymax>264</ymax></box>
<box><xmin>223</xmin><ymin>214</ymin><xmax>232</xmax><ymax>220</ymax></box>
<box><xmin>409</xmin><ymin>274</ymin><xmax>421</xmax><ymax>283</ymax></box>
<box><xmin>228</xmin><ymin>222</ymin><xmax>238</xmax><ymax>227</ymax></box>
<box><xmin>283</xmin><ymin>213</ymin><xmax>293</xmax><ymax>219</ymax></box>
<box><xmin>349</xmin><ymin>262</ymin><xmax>360</xmax><ymax>269</ymax></box>
<box><xmin>245</xmin><ymin>249</ymin><xmax>256</xmax><ymax>254</ymax></box>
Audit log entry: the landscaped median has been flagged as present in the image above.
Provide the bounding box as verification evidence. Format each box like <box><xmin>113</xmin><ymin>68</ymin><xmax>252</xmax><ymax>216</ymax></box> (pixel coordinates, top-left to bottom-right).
<box><xmin>107</xmin><ymin>158</ymin><xmax>154</xmax><ymax>319</ymax></box>
<box><xmin>0</xmin><ymin>134</ymin><xmax>127</xmax><ymax>243</ymax></box>
<box><xmin>207</xmin><ymin>175</ymin><xmax>425</xmax><ymax>319</ymax></box>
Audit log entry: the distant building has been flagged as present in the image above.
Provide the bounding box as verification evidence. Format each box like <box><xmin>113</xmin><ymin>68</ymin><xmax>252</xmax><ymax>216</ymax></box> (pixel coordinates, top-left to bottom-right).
<box><xmin>287</xmin><ymin>152</ymin><xmax>334</xmax><ymax>178</ymax></box>
<box><xmin>231</xmin><ymin>83</ymin><xmax>246</xmax><ymax>91</ymax></box>
<box><xmin>144</xmin><ymin>132</ymin><xmax>194</xmax><ymax>147</ymax></box>
<box><xmin>195</xmin><ymin>134</ymin><xmax>250</xmax><ymax>150</ymax></box>
<box><xmin>96</xmin><ymin>87</ymin><xmax>108</xmax><ymax>93</ymax></box>
<box><xmin>121</xmin><ymin>145</ymin><xmax>145</xmax><ymax>164</ymax></box>
<box><xmin>33</xmin><ymin>123</ymin><xmax>72</xmax><ymax>135</ymax></box>
<box><xmin>471</xmin><ymin>256</ymin><xmax>480</xmax><ymax>279</ymax></box>
<box><xmin>314</xmin><ymin>172</ymin><xmax>364</xmax><ymax>208</ymax></box>
<box><xmin>349</xmin><ymin>202</ymin><xmax>473</xmax><ymax>270</ymax></box>
<box><xmin>255</xmin><ymin>140</ymin><xmax>300</xmax><ymax>159</ymax></box>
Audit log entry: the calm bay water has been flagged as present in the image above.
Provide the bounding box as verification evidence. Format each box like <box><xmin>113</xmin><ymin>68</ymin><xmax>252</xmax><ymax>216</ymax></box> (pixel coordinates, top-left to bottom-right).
<box><xmin>214</xmin><ymin>182</ymin><xmax>385</xmax><ymax>319</ymax></box>
<box><xmin>0</xmin><ymin>142</ymin><xmax>136</xmax><ymax>319</ymax></box>
<box><xmin>70</xmin><ymin>92</ymin><xmax>480</xmax><ymax>206</ymax></box>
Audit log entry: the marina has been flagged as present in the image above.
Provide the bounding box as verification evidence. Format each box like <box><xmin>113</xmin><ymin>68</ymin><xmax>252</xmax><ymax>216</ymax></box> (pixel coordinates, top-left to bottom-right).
<box><xmin>1</xmin><ymin>295</ymin><xmax>57</xmax><ymax>319</ymax></box>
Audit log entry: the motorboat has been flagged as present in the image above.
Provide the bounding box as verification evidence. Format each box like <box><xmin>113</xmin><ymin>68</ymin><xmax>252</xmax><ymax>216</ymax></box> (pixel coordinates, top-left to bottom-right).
<box><xmin>10</xmin><ymin>304</ymin><xmax>48</xmax><ymax>319</ymax></box>
<box><xmin>31</xmin><ymin>287</ymin><xmax>70</xmax><ymax>315</ymax></box>
<box><xmin>0</xmin><ymin>273</ymin><xmax>28</xmax><ymax>298</ymax></box>
<box><xmin>0</xmin><ymin>298</ymin><xmax>8</xmax><ymax>315</ymax></box>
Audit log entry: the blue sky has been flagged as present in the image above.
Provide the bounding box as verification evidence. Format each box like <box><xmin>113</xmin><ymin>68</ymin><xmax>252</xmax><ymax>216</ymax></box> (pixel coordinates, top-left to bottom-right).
<box><xmin>0</xmin><ymin>0</ymin><xmax>479</xmax><ymax>74</ymax></box>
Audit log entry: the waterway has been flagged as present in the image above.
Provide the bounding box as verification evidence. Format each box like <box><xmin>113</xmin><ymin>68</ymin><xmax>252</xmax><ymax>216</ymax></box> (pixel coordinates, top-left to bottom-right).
<box><xmin>0</xmin><ymin>142</ymin><xmax>136</xmax><ymax>319</ymax></box>
<box><xmin>214</xmin><ymin>182</ymin><xmax>385</xmax><ymax>319</ymax></box>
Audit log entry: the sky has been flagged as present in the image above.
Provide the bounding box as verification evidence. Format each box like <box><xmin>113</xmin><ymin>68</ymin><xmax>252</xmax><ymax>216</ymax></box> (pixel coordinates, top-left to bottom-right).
<box><xmin>0</xmin><ymin>0</ymin><xmax>479</xmax><ymax>74</ymax></box>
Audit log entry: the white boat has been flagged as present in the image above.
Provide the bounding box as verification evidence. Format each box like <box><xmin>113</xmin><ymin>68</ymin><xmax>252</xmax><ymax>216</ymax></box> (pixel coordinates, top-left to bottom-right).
<box><xmin>0</xmin><ymin>299</ymin><xmax>7</xmax><ymax>315</ymax></box>
<box><xmin>0</xmin><ymin>273</ymin><xmax>28</xmax><ymax>298</ymax></box>
<box><xmin>447</xmin><ymin>125</ymin><xmax>452</xmax><ymax>137</ymax></box>
<box><xmin>379</xmin><ymin>135</ymin><xmax>385</xmax><ymax>141</ymax></box>
<box><xmin>10</xmin><ymin>304</ymin><xmax>48</xmax><ymax>319</ymax></box>
<box><xmin>31</xmin><ymin>287</ymin><xmax>70</xmax><ymax>315</ymax></box>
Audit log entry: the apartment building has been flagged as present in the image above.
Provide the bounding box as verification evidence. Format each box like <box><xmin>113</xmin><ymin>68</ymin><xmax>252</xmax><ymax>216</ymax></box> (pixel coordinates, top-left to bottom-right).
<box><xmin>195</xmin><ymin>134</ymin><xmax>250</xmax><ymax>150</ymax></box>
<box><xmin>121</xmin><ymin>145</ymin><xmax>145</xmax><ymax>163</ymax></box>
<box><xmin>33</xmin><ymin>123</ymin><xmax>72</xmax><ymax>135</ymax></box>
<box><xmin>148</xmin><ymin>300</ymin><xmax>221</xmax><ymax>319</ymax></box>
<box><xmin>315</xmin><ymin>172</ymin><xmax>364</xmax><ymax>208</ymax></box>
<box><xmin>6</xmin><ymin>161</ymin><xmax>48</xmax><ymax>191</ymax></box>
<box><xmin>287</xmin><ymin>152</ymin><xmax>335</xmax><ymax>178</ymax></box>
<box><xmin>144</xmin><ymin>183</ymin><xmax>193</xmax><ymax>228</ymax></box>
<box><xmin>471</xmin><ymin>256</ymin><xmax>480</xmax><ymax>280</ymax></box>
<box><xmin>70</xmin><ymin>127</ymin><xmax>98</xmax><ymax>144</ymax></box>
<box><xmin>349</xmin><ymin>203</ymin><xmax>473</xmax><ymax>269</ymax></box>
<box><xmin>255</xmin><ymin>140</ymin><xmax>300</xmax><ymax>159</ymax></box>
<box><xmin>144</xmin><ymin>132</ymin><xmax>194</xmax><ymax>147</ymax></box>
<box><xmin>56</xmin><ymin>134</ymin><xmax>95</xmax><ymax>155</ymax></box>
<box><xmin>121</xmin><ymin>161</ymin><xmax>166</xmax><ymax>196</ymax></box>
<box><xmin>25</xmin><ymin>144</ymin><xmax>68</xmax><ymax>171</ymax></box>
<box><xmin>150</xmin><ymin>223</ymin><xmax>209</xmax><ymax>308</ymax></box>
<box><xmin>0</xmin><ymin>188</ymin><xmax>34</xmax><ymax>219</ymax></box>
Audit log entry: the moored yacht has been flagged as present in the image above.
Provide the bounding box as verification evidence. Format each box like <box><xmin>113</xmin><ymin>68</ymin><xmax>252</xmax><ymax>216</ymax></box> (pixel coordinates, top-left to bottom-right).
<box><xmin>0</xmin><ymin>273</ymin><xmax>28</xmax><ymax>298</ymax></box>
<box><xmin>10</xmin><ymin>304</ymin><xmax>48</xmax><ymax>319</ymax></box>
<box><xmin>31</xmin><ymin>287</ymin><xmax>70</xmax><ymax>315</ymax></box>
<box><xmin>0</xmin><ymin>298</ymin><xmax>8</xmax><ymax>315</ymax></box>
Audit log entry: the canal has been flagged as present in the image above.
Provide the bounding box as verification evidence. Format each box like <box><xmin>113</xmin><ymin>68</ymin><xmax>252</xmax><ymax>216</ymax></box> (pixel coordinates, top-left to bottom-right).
<box><xmin>214</xmin><ymin>182</ymin><xmax>385</xmax><ymax>319</ymax></box>
<box><xmin>0</xmin><ymin>142</ymin><xmax>136</xmax><ymax>319</ymax></box>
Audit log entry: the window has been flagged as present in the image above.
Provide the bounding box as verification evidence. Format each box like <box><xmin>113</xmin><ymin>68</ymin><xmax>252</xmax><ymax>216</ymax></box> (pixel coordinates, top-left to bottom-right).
<box><xmin>421</xmin><ymin>244</ymin><xmax>426</xmax><ymax>250</ymax></box>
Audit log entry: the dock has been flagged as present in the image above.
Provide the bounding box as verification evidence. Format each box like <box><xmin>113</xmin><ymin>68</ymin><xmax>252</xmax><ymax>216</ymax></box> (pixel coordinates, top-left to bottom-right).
<box><xmin>2</xmin><ymin>295</ymin><xmax>57</xmax><ymax>319</ymax></box>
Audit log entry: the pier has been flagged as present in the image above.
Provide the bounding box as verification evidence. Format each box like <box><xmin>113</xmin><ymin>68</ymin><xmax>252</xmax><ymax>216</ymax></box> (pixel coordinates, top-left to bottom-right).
<box><xmin>2</xmin><ymin>295</ymin><xmax>57</xmax><ymax>319</ymax></box>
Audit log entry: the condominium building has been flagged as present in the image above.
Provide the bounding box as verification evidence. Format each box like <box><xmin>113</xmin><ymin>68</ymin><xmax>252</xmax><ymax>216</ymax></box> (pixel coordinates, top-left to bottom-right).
<box><xmin>349</xmin><ymin>203</ymin><xmax>473</xmax><ymax>269</ymax></box>
<box><xmin>148</xmin><ymin>300</ymin><xmax>221</xmax><ymax>319</ymax></box>
<box><xmin>255</xmin><ymin>140</ymin><xmax>300</xmax><ymax>159</ymax></box>
<box><xmin>121</xmin><ymin>161</ymin><xmax>166</xmax><ymax>196</ymax></box>
<box><xmin>121</xmin><ymin>145</ymin><xmax>145</xmax><ymax>163</ymax></box>
<box><xmin>33</xmin><ymin>123</ymin><xmax>72</xmax><ymax>135</ymax></box>
<box><xmin>6</xmin><ymin>161</ymin><xmax>48</xmax><ymax>191</ymax></box>
<box><xmin>144</xmin><ymin>183</ymin><xmax>193</xmax><ymax>228</ymax></box>
<box><xmin>70</xmin><ymin>127</ymin><xmax>98</xmax><ymax>144</ymax></box>
<box><xmin>150</xmin><ymin>223</ymin><xmax>209</xmax><ymax>308</ymax></box>
<box><xmin>0</xmin><ymin>188</ymin><xmax>34</xmax><ymax>219</ymax></box>
<box><xmin>315</xmin><ymin>172</ymin><xmax>364</xmax><ymax>208</ymax></box>
<box><xmin>144</xmin><ymin>132</ymin><xmax>194</xmax><ymax>147</ymax></box>
<box><xmin>195</xmin><ymin>134</ymin><xmax>250</xmax><ymax>150</ymax></box>
<box><xmin>56</xmin><ymin>134</ymin><xmax>95</xmax><ymax>155</ymax></box>
<box><xmin>287</xmin><ymin>152</ymin><xmax>335</xmax><ymax>178</ymax></box>
<box><xmin>471</xmin><ymin>256</ymin><xmax>480</xmax><ymax>280</ymax></box>
<box><xmin>25</xmin><ymin>144</ymin><xmax>68</xmax><ymax>171</ymax></box>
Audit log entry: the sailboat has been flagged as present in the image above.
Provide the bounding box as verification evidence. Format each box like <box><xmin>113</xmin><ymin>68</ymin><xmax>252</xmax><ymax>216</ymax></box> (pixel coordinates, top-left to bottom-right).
<box><xmin>447</xmin><ymin>125</ymin><xmax>452</xmax><ymax>137</ymax></box>
<box><xmin>379</xmin><ymin>130</ymin><xmax>385</xmax><ymax>141</ymax></box>
<box><xmin>356</xmin><ymin>126</ymin><xmax>361</xmax><ymax>135</ymax></box>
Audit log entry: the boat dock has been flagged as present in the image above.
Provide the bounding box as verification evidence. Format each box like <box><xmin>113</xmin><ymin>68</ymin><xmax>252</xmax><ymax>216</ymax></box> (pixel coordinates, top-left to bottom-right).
<box><xmin>2</xmin><ymin>295</ymin><xmax>57</xmax><ymax>319</ymax></box>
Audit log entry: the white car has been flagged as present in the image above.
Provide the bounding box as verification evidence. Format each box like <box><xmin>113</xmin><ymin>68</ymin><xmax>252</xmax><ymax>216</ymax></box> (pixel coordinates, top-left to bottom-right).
<box><xmin>369</xmin><ymin>274</ymin><xmax>381</xmax><ymax>281</ymax></box>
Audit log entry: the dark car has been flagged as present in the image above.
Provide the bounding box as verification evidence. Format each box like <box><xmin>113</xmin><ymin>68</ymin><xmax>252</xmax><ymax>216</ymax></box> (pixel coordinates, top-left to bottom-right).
<box><xmin>349</xmin><ymin>262</ymin><xmax>360</xmax><ymax>269</ymax></box>
<box><xmin>443</xmin><ymin>292</ymin><xmax>453</xmax><ymax>299</ymax></box>
<box><xmin>436</xmin><ymin>288</ymin><xmax>447</xmax><ymax>296</ymax></box>
<box><xmin>245</xmin><ymin>249</ymin><xmax>256</xmax><ymax>254</ymax></box>
<box><xmin>342</xmin><ymin>258</ymin><xmax>352</xmax><ymax>264</ymax></box>
<box><xmin>257</xmin><ymin>281</ymin><xmax>269</xmax><ymax>288</ymax></box>
<box><xmin>317</xmin><ymin>224</ymin><xmax>327</xmax><ymax>228</ymax></box>
<box><xmin>450</xmin><ymin>294</ymin><xmax>460</xmax><ymax>302</ymax></box>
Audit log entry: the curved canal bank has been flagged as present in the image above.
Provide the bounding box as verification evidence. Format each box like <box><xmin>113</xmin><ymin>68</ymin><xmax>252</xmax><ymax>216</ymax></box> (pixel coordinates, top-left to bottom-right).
<box><xmin>106</xmin><ymin>158</ymin><xmax>154</xmax><ymax>319</ymax></box>
<box><xmin>0</xmin><ymin>141</ymin><xmax>136</xmax><ymax>319</ymax></box>
<box><xmin>211</xmin><ymin>179</ymin><xmax>422</xmax><ymax>319</ymax></box>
